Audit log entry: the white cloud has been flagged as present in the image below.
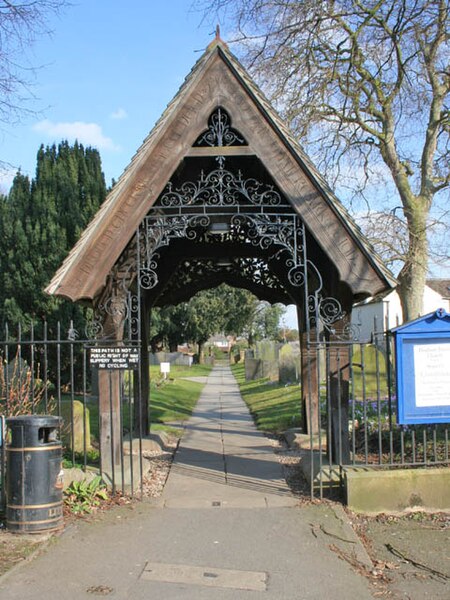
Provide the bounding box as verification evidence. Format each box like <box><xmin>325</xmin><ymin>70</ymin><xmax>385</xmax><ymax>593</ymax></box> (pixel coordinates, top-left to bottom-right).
<box><xmin>33</xmin><ymin>120</ymin><xmax>120</xmax><ymax>151</ymax></box>
<box><xmin>0</xmin><ymin>166</ymin><xmax>19</xmax><ymax>193</ymax></box>
<box><xmin>110</xmin><ymin>107</ymin><xmax>128</xmax><ymax>120</ymax></box>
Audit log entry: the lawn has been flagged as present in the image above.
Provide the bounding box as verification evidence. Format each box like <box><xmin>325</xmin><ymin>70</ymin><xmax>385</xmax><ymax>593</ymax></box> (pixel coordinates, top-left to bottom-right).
<box><xmin>149</xmin><ymin>363</ymin><xmax>212</xmax><ymax>426</ymax></box>
<box><xmin>351</xmin><ymin>344</ymin><xmax>390</xmax><ymax>399</ymax></box>
<box><xmin>231</xmin><ymin>363</ymin><xmax>302</xmax><ymax>433</ymax></box>
<box><xmin>60</xmin><ymin>364</ymin><xmax>212</xmax><ymax>439</ymax></box>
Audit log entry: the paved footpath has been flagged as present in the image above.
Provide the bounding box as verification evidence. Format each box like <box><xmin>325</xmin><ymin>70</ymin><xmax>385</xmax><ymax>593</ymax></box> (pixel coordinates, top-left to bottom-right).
<box><xmin>0</xmin><ymin>364</ymin><xmax>375</xmax><ymax>599</ymax></box>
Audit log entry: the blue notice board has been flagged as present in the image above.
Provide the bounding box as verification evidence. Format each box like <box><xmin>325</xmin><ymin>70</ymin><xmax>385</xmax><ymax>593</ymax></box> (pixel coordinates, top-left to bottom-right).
<box><xmin>393</xmin><ymin>309</ymin><xmax>450</xmax><ymax>425</ymax></box>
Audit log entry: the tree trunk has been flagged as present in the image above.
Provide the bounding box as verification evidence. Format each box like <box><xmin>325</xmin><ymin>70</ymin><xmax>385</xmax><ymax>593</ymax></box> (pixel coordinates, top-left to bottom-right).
<box><xmin>397</xmin><ymin>205</ymin><xmax>429</xmax><ymax>322</ymax></box>
<box><xmin>198</xmin><ymin>340</ymin><xmax>205</xmax><ymax>364</ymax></box>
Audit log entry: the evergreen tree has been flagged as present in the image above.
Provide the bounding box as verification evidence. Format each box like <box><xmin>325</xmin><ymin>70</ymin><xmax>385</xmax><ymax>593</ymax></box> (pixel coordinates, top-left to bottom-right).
<box><xmin>0</xmin><ymin>141</ymin><xmax>107</xmax><ymax>334</ymax></box>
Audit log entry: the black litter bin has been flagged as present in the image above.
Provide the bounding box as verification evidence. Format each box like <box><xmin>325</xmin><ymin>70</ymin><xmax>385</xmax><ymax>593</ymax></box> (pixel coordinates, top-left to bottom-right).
<box><xmin>6</xmin><ymin>415</ymin><xmax>63</xmax><ymax>533</ymax></box>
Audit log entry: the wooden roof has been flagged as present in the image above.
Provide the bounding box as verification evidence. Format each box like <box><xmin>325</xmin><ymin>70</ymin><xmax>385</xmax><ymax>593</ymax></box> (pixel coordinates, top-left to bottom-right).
<box><xmin>46</xmin><ymin>38</ymin><xmax>396</xmax><ymax>303</ymax></box>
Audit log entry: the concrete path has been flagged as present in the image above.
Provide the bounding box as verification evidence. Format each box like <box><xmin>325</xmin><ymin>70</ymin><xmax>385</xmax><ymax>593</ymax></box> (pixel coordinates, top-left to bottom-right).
<box><xmin>162</xmin><ymin>365</ymin><xmax>297</xmax><ymax>508</ymax></box>
<box><xmin>0</xmin><ymin>364</ymin><xmax>374</xmax><ymax>600</ymax></box>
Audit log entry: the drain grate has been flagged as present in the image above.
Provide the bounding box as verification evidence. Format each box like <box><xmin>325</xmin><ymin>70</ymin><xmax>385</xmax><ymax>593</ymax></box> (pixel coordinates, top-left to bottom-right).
<box><xmin>140</xmin><ymin>562</ymin><xmax>267</xmax><ymax>591</ymax></box>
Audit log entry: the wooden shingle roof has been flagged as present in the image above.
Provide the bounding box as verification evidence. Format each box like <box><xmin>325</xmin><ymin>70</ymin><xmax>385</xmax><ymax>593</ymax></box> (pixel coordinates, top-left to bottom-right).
<box><xmin>46</xmin><ymin>38</ymin><xmax>396</xmax><ymax>303</ymax></box>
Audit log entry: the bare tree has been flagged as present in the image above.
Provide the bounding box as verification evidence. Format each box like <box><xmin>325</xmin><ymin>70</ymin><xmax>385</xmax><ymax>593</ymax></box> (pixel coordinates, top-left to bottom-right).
<box><xmin>358</xmin><ymin>205</ymin><xmax>450</xmax><ymax>275</ymax></box>
<box><xmin>0</xmin><ymin>1</ymin><xmax>66</xmax><ymax>126</ymax></box>
<box><xmin>200</xmin><ymin>0</ymin><xmax>450</xmax><ymax>320</ymax></box>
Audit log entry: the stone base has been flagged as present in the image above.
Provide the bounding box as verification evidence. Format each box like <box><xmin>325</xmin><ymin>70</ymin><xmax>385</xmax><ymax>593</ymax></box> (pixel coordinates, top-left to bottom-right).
<box><xmin>284</xmin><ymin>429</ymin><xmax>326</xmax><ymax>451</ymax></box>
<box><xmin>63</xmin><ymin>456</ymin><xmax>151</xmax><ymax>495</ymax></box>
<box><xmin>344</xmin><ymin>466</ymin><xmax>450</xmax><ymax>514</ymax></box>
<box><xmin>298</xmin><ymin>451</ymin><xmax>341</xmax><ymax>490</ymax></box>
<box><xmin>102</xmin><ymin>455</ymin><xmax>148</xmax><ymax>494</ymax></box>
<box><xmin>63</xmin><ymin>466</ymin><xmax>99</xmax><ymax>489</ymax></box>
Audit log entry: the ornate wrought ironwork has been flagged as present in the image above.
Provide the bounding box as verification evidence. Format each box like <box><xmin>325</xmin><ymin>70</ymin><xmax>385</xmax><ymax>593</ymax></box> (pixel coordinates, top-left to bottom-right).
<box><xmin>237</xmin><ymin>258</ymin><xmax>285</xmax><ymax>292</ymax></box>
<box><xmin>159</xmin><ymin>156</ymin><xmax>282</xmax><ymax>208</ymax></box>
<box><xmin>193</xmin><ymin>107</ymin><xmax>246</xmax><ymax>147</ymax></box>
<box><xmin>90</xmin><ymin>155</ymin><xmax>357</xmax><ymax>341</ymax></box>
<box><xmin>139</xmin><ymin>215</ymin><xmax>211</xmax><ymax>289</ymax></box>
<box><xmin>231</xmin><ymin>214</ymin><xmax>301</xmax><ymax>258</ymax></box>
<box><xmin>161</xmin><ymin>257</ymin><xmax>287</xmax><ymax>300</ymax></box>
<box><xmin>139</xmin><ymin>211</ymin><xmax>304</xmax><ymax>292</ymax></box>
<box><xmin>307</xmin><ymin>293</ymin><xmax>360</xmax><ymax>341</ymax></box>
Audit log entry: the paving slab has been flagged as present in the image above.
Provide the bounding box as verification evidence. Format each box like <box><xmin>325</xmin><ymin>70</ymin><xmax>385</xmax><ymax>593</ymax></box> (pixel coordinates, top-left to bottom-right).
<box><xmin>161</xmin><ymin>365</ymin><xmax>297</xmax><ymax>509</ymax></box>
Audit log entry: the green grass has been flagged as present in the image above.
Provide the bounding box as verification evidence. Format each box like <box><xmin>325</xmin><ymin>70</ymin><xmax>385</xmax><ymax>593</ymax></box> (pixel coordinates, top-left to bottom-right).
<box><xmin>149</xmin><ymin>375</ymin><xmax>207</xmax><ymax>424</ymax></box>
<box><xmin>231</xmin><ymin>363</ymin><xmax>301</xmax><ymax>433</ymax></box>
<box><xmin>351</xmin><ymin>345</ymin><xmax>389</xmax><ymax>399</ymax></box>
<box><xmin>150</xmin><ymin>363</ymin><xmax>212</xmax><ymax>380</ymax></box>
<box><xmin>59</xmin><ymin>363</ymin><xmax>213</xmax><ymax>443</ymax></box>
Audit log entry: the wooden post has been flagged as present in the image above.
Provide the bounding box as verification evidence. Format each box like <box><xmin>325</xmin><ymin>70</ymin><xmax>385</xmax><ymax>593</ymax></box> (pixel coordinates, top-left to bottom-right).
<box><xmin>300</xmin><ymin>331</ymin><xmax>320</xmax><ymax>435</ymax></box>
<box><xmin>99</xmin><ymin>369</ymin><xmax>122</xmax><ymax>476</ymax></box>
<box><xmin>97</xmin><ymin>289</ymin><xmax>127</xmax><ymax>479</ymax></box>
<box><xmin>297</xmin><ymin>305</ymin><xmax>320</xmax><ymax>435</ymax></box>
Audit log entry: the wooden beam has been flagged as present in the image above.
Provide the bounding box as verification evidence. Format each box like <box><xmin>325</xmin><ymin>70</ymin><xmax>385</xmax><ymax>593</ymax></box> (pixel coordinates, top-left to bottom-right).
<box><xmin>186</xmin><ymin>146</ymin><xmax>256</xmax><ymax>157</ymax></box>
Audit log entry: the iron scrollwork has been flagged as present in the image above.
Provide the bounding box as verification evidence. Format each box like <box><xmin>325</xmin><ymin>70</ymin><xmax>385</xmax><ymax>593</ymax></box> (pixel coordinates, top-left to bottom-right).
<box><xmin>162</xmin><ymin>257</ymin><xmax>286</xmax><ymax>300</ymax></box>
<box><xmin>230</xmin><ymin>213</ymin><xmax>307</xmax><ymax>288</ymax></box>
<box><xmin>90</xmin><ymin>131</ymin><xmax>357</xmax><ymax>341</ymax></box>
<box><xmin>159</xmin><ymin>156</ymin><xmax>282</xmax><ymax>208</ymax></box>
<box><xmin>139</xmin><ymin>215</ymin><xmax>211</xmax><ymax>290</ymax></box>
<box><xmin>194</xmin><ymin>107</ymin><xmax>247</xmax><ymax>147</ymax></box>
<box><xmin>306</xmin><ymin>294</ymin><xmax>360</xmax><ymax>341</ymax></box>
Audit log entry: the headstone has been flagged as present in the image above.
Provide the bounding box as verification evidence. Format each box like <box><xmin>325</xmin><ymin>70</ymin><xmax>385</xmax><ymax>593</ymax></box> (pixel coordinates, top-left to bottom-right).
<box><xmin>61</xmin><ymin>400</ymin><xmax>92</xmax><ymax>453</ymax></box>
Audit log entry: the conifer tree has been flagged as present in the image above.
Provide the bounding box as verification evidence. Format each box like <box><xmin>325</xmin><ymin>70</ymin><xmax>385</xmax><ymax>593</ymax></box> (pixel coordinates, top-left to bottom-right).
<box><xmin>0</xmin><ymin>141</ymin><xmax>107</xmax><ymax>335</ymax></box>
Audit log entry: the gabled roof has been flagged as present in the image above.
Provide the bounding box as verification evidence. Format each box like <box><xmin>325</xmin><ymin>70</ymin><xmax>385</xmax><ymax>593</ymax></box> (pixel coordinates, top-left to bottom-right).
<box><xmin>46</xmin><ymin>38</ymin><xmax>396</xmax><ymax>303</ymax></box>
<box><xmin>352</xmin><ymin>288</ymin><xmax>397</xmax><ymax>307</ymax></box>
<box><xmin>426</xmin><ymin>279</ymin><xmax>450</xmax><ymax>299</ymax></box>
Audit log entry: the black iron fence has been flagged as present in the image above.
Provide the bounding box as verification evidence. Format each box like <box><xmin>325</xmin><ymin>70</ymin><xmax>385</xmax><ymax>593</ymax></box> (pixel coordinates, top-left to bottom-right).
<box><xmin>0</xmin><ymin>321</ymin><xmax>449</xmax><ymax>506</ymax></box>
<box><xmin>310</xmin><ymin>330</ymin><xmax>449</xmax><ymax>497</ymax></box>
<box><xmin>0</xmin><ymin>321</ymin><xmax>144</xmax><ymax>513</ymax></box>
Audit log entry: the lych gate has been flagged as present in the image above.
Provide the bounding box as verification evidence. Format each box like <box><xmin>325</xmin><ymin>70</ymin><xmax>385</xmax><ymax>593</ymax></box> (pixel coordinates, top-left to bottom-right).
<box><xmin>46</xmin><ymin>37</ymin><xmax>395</xmax><ymax>486</ymax></box>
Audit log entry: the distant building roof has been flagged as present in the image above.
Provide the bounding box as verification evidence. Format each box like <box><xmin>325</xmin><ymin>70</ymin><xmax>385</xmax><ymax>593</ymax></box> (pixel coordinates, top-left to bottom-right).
<box><xmin>352</xmin><ymin>287</ymin><xmax>396</xmax><ymax>307</ymax></box>
<box><xmin>426</xmin><ymin>279</ymin><xmax>450</xmax><ymax>299</ymax></box>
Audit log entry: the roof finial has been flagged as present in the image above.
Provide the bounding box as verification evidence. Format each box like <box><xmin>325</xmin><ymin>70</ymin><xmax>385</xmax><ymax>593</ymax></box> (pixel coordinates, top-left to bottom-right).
<box><xmin>206</xmin><ymin>24</ymin><xmax>228</xmax><ymax>51</ymax></box>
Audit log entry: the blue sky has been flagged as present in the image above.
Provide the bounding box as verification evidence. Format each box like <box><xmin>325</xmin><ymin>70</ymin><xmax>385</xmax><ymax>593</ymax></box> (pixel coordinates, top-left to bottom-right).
<box><xmin>0</xmin><ymin>1</ymin><xmax>301</xmax><ymax>326</ymax></box>
<box><xmin>0</xmin><ymin>0</ymin><xmax>216</xmax><ymax>190</ymax></box>
<box><xmin>0</xmin><ymin>1</ymin><xmax>447</xmax><ymax>323</ymax></box>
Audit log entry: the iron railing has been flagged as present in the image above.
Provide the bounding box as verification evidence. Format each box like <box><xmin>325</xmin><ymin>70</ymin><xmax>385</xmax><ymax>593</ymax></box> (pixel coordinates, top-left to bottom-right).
<box><xmin>1</xmin><ymin>320</ymin><xmax>449</xmax><ymax>507</ymax></box>
<box><xmin>311</xmin><ymin>330</ymin><xmax>449</xmax><ymax>498</ymax></box>
<box><xmin>0</xmin><ymin>321</ymin><xmax>144</xmax><ymax>512</ymax></box>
